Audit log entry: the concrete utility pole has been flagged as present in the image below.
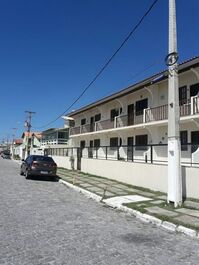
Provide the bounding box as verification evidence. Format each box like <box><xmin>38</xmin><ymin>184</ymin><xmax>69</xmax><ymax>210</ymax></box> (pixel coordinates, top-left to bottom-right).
<box><xmin>24</xmin><ymin>111</ymin><xmax>36</xmax><ymax>157</ymax></box>
<box><xmin>167</xmin><ymin>0</ymin><xmax>182</xmax><ymax>207</ymax></box>
<box><xmin>11</xmin><ymin>127</ymin><xmax>18</xmax><ymax>157</ymax></box>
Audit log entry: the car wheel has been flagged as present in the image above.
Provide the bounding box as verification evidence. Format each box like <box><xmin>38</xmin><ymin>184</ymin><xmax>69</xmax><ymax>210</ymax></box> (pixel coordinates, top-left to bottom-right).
<box><xmin>20</xmin><ymin>169</ymin><xmax>24</xmax><ymax>176</ymax></box>
<box><xmin>25</xmin><ymin>169</ymin><xmax>30</xmax><ymax>179</ymax></box>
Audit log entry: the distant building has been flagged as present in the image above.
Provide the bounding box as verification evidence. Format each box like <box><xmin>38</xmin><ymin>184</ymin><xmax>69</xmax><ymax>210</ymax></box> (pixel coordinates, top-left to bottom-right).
<box><xmin>21</xmin><ymin>132</ymin><xmax>42</xmax><ymax>158</ymax></box>
<box><xmin>41</xmin><ymin>128</ymin><xmax>69</xmax><ymax>147</ymax></box>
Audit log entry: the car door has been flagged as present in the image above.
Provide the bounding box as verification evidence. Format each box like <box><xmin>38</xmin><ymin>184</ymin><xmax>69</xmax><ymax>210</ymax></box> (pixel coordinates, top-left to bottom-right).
<box><xmin>23</xmin><ymin>156</ymin><xmax>31</xmax><ymax>172</ymax></box>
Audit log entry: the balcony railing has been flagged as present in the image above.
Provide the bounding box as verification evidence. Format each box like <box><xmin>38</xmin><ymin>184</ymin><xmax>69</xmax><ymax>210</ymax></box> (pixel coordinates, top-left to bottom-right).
<box><xmin>47</xmin><ymin>143</ymin><xmax>199</xmax><ymax>167</ymax></box>
<box><xmin>192</xmin><ymin>95</ymin><xmax>199</xmax><ymax>114</ymax></box>
<box><xmin>69</xmin><ymin>95</ymin><xmax>199</xmax><ymax>136</ymax></box>
<box><xmin>41</xmin><ymin>138</ymin><xmax>68</xmax><ymax>145</ymax></box>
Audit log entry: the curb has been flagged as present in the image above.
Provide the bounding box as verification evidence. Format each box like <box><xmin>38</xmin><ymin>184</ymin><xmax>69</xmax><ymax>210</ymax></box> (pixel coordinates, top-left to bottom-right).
<box><xmin>59</xmin><ymin>178</ymin><xmax>199</xmax><ymax>240</ymax></box>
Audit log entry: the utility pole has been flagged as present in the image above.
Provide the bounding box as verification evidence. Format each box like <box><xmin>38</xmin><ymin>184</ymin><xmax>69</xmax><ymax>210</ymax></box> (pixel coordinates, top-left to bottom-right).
<box><xmin>24</xmin><ymin>111</ymin><xmax>36</xmax><ymax>157</ymax></box>
<box><xmin>167</xmin><ymin>0</ymin><xmax>182</xmax><ymax>207</ymax></box>
<box><xmin>11</xmin><ymin>127</ymin><xmax>18</xmax><ymax>157</ymax></box>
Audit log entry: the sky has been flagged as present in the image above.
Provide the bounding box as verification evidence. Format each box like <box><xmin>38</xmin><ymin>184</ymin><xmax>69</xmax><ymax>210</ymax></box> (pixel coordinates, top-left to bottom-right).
<box><xmin>0</xmin><ymin>0</ymin><xmax>199</xmax><ymax>141</ymax></box>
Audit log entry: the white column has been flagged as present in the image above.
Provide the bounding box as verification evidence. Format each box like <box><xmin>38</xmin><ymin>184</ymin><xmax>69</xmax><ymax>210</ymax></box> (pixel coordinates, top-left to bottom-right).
<box><xmin>167</xmin><ymin>0</ymin><xmax>182</xmax><ymax>207</ymax></box>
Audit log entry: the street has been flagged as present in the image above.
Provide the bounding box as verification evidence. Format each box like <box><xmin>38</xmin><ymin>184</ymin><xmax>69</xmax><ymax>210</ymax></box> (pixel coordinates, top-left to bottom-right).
<box><xmin>0</xmin><ymin>159</ymin><xmax>199</xmax><ymax>265</ymax></box>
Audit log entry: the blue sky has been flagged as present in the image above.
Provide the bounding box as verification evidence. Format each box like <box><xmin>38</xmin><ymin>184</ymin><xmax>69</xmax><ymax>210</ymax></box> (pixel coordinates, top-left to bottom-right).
<box><xmin>0</xmin><ymin>0</ymin><xmax>199</xmax><ymax>140</ymax></box>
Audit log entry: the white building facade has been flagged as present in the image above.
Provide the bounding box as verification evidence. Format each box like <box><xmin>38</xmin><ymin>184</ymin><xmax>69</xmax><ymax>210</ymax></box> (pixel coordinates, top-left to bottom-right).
<box><xmin>49</xmin><ymin>57</ymin><xmax>199</xmax><ymax>199</ymax></box>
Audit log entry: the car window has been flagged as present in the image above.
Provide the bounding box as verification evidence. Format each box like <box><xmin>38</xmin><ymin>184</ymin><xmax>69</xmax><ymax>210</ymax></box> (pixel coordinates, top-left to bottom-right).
<box><xmin>25</xmin><ymin>156</ymin><xmax>32</xmax><ymax>163</ymax></box>
<box><xmin>33</xmin><ymin>156</ymin><xmax>54</xmax><ymax>162</ymax></box>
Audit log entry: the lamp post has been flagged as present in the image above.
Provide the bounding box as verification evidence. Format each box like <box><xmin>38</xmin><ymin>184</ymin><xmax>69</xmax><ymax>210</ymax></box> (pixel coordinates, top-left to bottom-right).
<box><xmin>167</xmin><ymin>0</ymin><xmax>182</xmax><ymax>207</ymax></box>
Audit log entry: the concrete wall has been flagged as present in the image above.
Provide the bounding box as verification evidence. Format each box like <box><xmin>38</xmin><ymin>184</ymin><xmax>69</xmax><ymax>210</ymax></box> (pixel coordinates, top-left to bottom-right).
<box><xmin>183</xmin><ymin>166</ymin><xmax>199</xmax><ymax>199</ymax></box>
<box><xmin>80</xmin><ymin>158</ymin><xmax>199</xmax><ymax>200</ymax></box>
<box><xmin>81</xmin><ymin>158</ymin><xmax>168</xmax><ymax>192</ymax></box>
<box><xmin>51</xmin><ymin>156</ymin><xmax>77</xmax><ymax>170</ymax></box>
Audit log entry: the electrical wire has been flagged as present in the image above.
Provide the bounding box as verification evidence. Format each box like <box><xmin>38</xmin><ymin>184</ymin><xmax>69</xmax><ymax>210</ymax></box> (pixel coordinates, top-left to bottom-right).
<box><xmin>33</xmin><ymin>0</ymin><xmax>159</xmax><ymax>129</ymax></box>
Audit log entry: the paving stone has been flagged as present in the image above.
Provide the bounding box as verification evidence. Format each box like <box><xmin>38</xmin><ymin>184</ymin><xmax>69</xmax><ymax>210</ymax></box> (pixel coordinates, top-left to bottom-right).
<box><xmin>107</xmin><ymin>187</ymin><xmax>123</xmax><ymax>193</ymax></box>
<box><xmin>104</xmin><ymin>195</ymin><xmax>152</xmax><ymax>207</ymax></box>
<box><xmin>123</xmin><ymin>188</ymin><xmax>141</xmax><ymax>193</ymax></box>
<box><xmin>157</xmin><ymin>195</ymin><xmax>167</xmax><ymax>200</ymax></box>
<box><xmin>109</xmin><ymin>190</ymin><xmax>128</xmax><ymax>196</ymax></box>
<box><xmin>86</xmin><ymin>187</ymin><xmax>104</xmax><ymax>193</ymax></box>
<box><xmin>79</xmin><ymin>183</ymin><xmax>93</xmax><ymax>188</ymax></box>
<box><xmin>150</xmin><ymin>200</ymin><xmax>165</xmax><ymax>205</ymax></box>
<box><xmin>175</xmin><ymin>208</ymin><xmax>199</xmax><ymax>218</ymax></box>
<box><xmin>146</xmin><ymin>206</ymin><xmax>179</xmax><ymax>217</ymax></box>
<box><xmin>112</xmin><ymin>184</ymin><xmax>131</xmax><ymax>189</ymax></box>
<box><xmin>184</xmin><ymin>200</ymin><xmax>199</xmax><ymax>210</ymax></box>
<box><xmin>173</xmin><ymin>215</ymin><xmax>199</xmax><ymax>228</ymax></box>
<box><xmin>95</xmin><ymin>183</ymin><xmax>109</xmax><ymax>188</ymax></box>
<box><xmin>136</xmin><ymin>191</ymin><xmax>156</xmax><ymax>197</ymax></box>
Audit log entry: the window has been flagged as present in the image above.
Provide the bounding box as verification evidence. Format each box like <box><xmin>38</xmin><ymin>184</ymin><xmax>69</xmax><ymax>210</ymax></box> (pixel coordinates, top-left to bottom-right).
<box><xmin>190</xmin><ymin>83</ymin><xmax>199</xmax><ymax>97</ymax></box>
<box><xmin>179</xmin><ymin>86</ymin><xmax>187</xmax><ymax>105</ymax></box>
<box><xmin>110</xmin><ymin>137</ymin><xmax>118</xmax><ymax>148</ymax></box>
<box><xmin>191</xmin><ymin>131</ymin><xmax>199</xmax><ymax>153</ymax></box>
<box><xmin>81</xmin><ymin>118</ymin><xmax>86</xmax><ymax>125</ymax></box>
<box><xmin>110</xmin><ymin>108</ymin><xmax>122</xmax><ymax>121</ymax></box>
<box><xmin>95</xmin><ymin>114</ymin><xmax>101</xmax><ymax>122</ymax></box>
<box><xmin>94</xmin><ymin>139</ymin><xmax>100</xmax><ymax>147</ymax></box>
<box><xmin>135</xmin><ymin>99</ymin><xmax>148</xmax><ymax>115</ymax></box>
<box><xmin>180</xmin><ymin>131</ymin><xmax>188</xmax><ymax>151</ymax></box>
<box><xmin>135</xmin><ymin>135</ymin><xmax>148</xmax><ymax>150</ymax></box>
<box><xmin>80</xmin><ymin>140</ymin><xmax>86</xmax><ymax>149</ymax></box>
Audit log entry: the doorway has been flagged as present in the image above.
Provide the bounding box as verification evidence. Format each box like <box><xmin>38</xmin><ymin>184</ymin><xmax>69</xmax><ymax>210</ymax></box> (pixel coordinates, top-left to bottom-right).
<box><xmin>127</xmin><ymin>137</ymin><xmax>134</xmax><ymax>161</ymax></box>
<box><xmin>88</xmin><ymin>140</ymin><xmax>93</xmax><ymax>158</ymax></box>
<box><xmin>191</xmin><ymin>131</ymin><xmax>199</xmax><ymax>153</ymax></box>
<box><xmin>127</xmin><ymin>104</ymin><xmax>134</xmax><ymax>126</ymax></box>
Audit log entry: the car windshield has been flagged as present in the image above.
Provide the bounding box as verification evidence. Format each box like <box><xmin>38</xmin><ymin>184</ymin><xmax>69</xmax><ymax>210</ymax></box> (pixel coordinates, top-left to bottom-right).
<box><xmin>33</xmin><ymin>156</ymin><xmax>54</xmax><ymax>162</ymax></box>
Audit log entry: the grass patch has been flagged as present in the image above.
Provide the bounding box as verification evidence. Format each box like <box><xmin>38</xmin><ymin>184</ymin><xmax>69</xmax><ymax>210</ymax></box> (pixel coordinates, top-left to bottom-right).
<box><xmin>152</xmin><ymin>213</ymin><xmax>199</xmax><ymax>231</ymax></box>
<box><xmin>123</xmin><ymin>202</ymin><xmax>147</xmax><ymax>213</ymax></box>
<box><xmin>185</xmin><ymin>197</ymin><xmax>199</xmax><ymax>203</ymax></box>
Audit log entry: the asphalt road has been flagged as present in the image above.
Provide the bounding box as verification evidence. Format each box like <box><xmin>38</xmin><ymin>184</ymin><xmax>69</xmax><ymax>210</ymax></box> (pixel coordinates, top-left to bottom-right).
<box><xmin>0</xmin><ymin>159</ymin><xmax>199</xmax><ymax>265</ymax></box>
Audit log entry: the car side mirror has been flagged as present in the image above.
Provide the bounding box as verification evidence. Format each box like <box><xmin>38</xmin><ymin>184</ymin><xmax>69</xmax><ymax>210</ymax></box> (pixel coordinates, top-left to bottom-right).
<box><xmin>21</xmin><ymin>159</ymin><xmax>25</xmax><ymax>162</ymax></box>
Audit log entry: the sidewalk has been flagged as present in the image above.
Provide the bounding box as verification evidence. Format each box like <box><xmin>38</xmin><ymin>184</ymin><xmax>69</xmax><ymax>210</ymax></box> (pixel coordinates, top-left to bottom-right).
<box><xmin>57</xmin><ymin>168</ymin><xmax>199</xmax><ymax>239</ymax></box>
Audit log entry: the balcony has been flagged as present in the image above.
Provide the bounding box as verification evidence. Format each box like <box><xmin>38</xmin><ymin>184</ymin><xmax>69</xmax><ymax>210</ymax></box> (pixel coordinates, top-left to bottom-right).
<box><xmin>70</xmin><ymin>95</ymin><xmax>199</xmax><ymax>136</ymax></box>
<box><xmin>41</xmin><ymin>138</ymin><xmax>68</xmax><ymax>146</ymax></box>
<box><xmin>145</xmin><ymin>96</ymin><xmax>198</xmax><ymax>122</ymax></box>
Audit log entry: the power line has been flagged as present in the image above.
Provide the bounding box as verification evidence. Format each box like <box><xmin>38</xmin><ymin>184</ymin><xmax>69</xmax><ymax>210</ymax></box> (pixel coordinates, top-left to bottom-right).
<box><xmin>119</xmin><ymin>58</ymin><xmax>163</xmax><ymax>88</ymax></box>
<box><xmin>33</xmin><ymin>0</ymin><xmax>159</xmax><ymax>129</ymax></box>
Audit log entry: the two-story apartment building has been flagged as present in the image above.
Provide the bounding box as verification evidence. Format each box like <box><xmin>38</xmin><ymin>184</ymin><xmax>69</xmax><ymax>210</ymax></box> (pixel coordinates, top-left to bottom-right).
<box><xmin>50</xmin><ymin>57</ymin><xmax>199</xmax><ymax>199</ymax></box>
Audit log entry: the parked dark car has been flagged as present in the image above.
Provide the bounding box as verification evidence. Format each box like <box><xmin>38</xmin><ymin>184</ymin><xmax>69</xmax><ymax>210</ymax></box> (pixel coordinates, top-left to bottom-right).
<box><xmin>20</xmin><ymin>155</ymin><xmax>57</xmax><ymax>179</ymax></box>
<box><xmin>1</xmin><ymin>151</ymin><xmax>11</xmax><ymax>159</ymax></box>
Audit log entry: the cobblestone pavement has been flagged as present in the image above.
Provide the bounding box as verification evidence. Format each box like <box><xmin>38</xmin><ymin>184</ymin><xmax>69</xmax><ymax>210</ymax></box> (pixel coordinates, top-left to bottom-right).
<box><xmin>58</xmin><ymin>168</ymin><xmax>199</xmax><ymax>232</ymax></box>
<box><xmin>0</xmin><ymin>159</ymin><xmax>199</xmax><ymax>265</ymax></box>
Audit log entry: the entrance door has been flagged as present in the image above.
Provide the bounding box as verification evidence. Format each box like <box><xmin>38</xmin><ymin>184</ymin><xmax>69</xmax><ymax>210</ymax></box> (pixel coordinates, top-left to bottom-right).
<box><xmin>127</xmin><ymin>104</ymin><xmax>134</xmax><ymax>126</ymax></box>
<box><xmin>191</xmin><ymin>131</ymin><xmax>199</xmax><ymax>153</ymax></box>
<box><xmin>127</xmin><ymin>137</ymin><xmax>134</xmax><ymax>161</ymax></box>
<box><xmin>89</xmin><ymin>140</ymin><xmax>93</xmax><ymax>158</ymax></box>
<box><xmin>90</xmin><ymin>117</ymin><xmax>94</xmax><ymax>132</ymax></box>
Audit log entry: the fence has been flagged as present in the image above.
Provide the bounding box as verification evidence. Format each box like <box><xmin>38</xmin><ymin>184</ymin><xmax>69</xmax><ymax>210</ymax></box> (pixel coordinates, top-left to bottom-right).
<box><xmin>46</xmin><ymin>143</ymin><xmax>199</xmax><ymax>167</ymax></box>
